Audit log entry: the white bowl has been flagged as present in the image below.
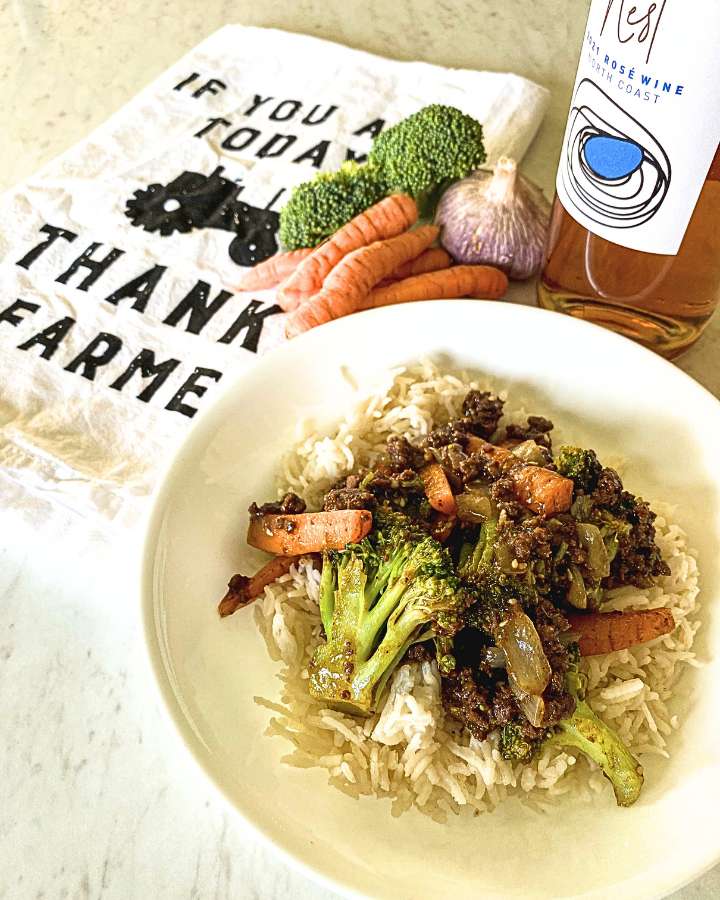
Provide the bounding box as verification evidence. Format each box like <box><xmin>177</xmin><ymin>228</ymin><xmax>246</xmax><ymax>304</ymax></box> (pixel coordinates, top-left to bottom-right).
<box><xmin>141</xmin><ymin>301</ymin><xmax>720</xmax><ymax>900</ymax></box>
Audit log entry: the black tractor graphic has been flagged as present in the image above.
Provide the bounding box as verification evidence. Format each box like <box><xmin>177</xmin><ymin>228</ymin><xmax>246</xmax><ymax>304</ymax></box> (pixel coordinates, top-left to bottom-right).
<box><xmin>125</xmin><ymin>166</ymin><xmax>282</xmax><ymax>266</ymax></box>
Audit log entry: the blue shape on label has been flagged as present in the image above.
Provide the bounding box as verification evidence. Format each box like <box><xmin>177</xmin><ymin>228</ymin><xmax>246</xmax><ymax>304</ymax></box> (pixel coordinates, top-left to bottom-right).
<box><xmin>583</xmin><ymin>136</ymin><xmax>643</xmax><ymax>179</ymax></box>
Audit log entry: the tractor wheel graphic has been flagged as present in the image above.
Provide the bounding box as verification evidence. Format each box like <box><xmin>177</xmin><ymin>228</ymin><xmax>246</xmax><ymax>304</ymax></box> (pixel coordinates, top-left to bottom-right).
<box><xmin>124</xmin><ymin>166</ymin><xmax>281</xmax><ymax>265</ymax></box>
<box><xmin>125</xmin><ymin>183</ymin><xmax>197</xmax><ymax>235</ymax></box>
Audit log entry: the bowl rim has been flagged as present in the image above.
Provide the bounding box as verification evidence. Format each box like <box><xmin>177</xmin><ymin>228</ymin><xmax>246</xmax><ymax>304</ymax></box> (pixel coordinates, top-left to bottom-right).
<box><xmin>139</xmin><ymin>299</ymin><xmax>720</xmax><ymax>900</ymax></box>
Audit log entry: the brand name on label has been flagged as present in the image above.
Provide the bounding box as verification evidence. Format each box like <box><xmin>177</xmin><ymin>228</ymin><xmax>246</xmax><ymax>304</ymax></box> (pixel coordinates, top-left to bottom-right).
<box><xmin>600</xmin><ymin>0</ymin><xmax>667</xmax><ymax>63</ymax></box>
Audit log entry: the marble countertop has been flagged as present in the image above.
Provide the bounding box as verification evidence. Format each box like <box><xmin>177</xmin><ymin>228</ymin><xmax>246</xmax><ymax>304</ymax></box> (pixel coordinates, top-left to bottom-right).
<box><xmin>1</xmin><ymin>1</ymin><xmax>718</xmax><ymax>898</ymax></box>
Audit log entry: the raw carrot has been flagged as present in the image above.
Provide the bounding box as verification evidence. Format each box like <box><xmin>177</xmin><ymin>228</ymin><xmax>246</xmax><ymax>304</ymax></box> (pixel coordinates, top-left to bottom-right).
<box><xmin>420</xmin><ymin>463</ymin><xmax>457</xmax><ymax>516</ymax></box>
<box><xmin>361</xmin><ymin>264</ymin><xmax>508</xmax><ymax>309</ymax></box>
<box><xmin>247</xmin><ymin>509</ymin><xmax>373</xmax><ymax>555</ymax></box>
<box><xmin>466</xmin><ymin>436</ymin><xmax>574</xmax><ymax>517</ymax></box>
<box><xmin>387</xmin><ymin>247</ymin><xmax>452</xmax><ymax>281</ymax></box>
<box><xmin>277</xmin><ymin>194</ymin><xmax>418</xmax><ymax>311</ymax></box>
<box><xmin>218</xmin><ymin>556</ymin><xmax>299</xmax><ymax>617</ymax></box>
<box><xmin>276</xmin><ymin>285</ymin><xmax>307</xmax><ymax>312</ymax></box>
<box><xmin>567</xmin><ymin>608</ymin><xmax>675</xmax><ymax>656</ymax></box>
<box><xmin>279</xmin><ymin>222</ymin><xmax>440</xmax><ymax>312</ymax></box>
<box><xmin>234</xmin><ymin>248</ymin><xmax>314</xmax><ymax>292</ymax></box>
<box><xmin>285</xmin><ymin>224</ymin><xmax>440</xmax><ymax>337</ymax></box>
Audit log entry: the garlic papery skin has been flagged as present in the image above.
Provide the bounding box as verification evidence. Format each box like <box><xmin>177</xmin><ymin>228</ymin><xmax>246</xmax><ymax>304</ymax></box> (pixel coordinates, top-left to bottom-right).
<box><xmin>435</xmin><ymin>157</ymin><xmax>551</xmax><ymax>280</ymax></box>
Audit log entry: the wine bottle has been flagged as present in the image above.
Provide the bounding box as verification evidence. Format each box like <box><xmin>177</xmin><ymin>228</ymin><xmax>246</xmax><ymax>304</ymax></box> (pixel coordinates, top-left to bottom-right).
<box><xmin>538</xmin><ymin>0</ymin><xmax>720</xmax><ymax>357</ymax></box>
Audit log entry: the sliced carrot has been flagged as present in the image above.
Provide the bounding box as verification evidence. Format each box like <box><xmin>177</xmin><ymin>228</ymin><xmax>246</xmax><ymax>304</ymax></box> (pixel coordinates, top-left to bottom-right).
<box><xmin>235</xmin><ymin>249</ymin><xmax>314</xmax><ymax>292</ymax></box>
<box><xmin>361</xmin><ymin>265</ymin><xmax>508</xmax><ymax>309</ymax></box>
<box><xmin>247</xmin><ymin>510</ymin><xmax>373</xmax><ymax>555</ymax></box>
<box><xmin>218</xmin><ymin>556</ymin><xmax>299</xmax><ymax>617</ymax></box>
<box><xmin>512</xmin><ymin>465</ymin><xmax>574</xmax><ymax>517</ymax></box>
<box><xmin>567</xmin><ymin>608</ymin><xmax>675</xmax><ymax>656</ymax></box>
<box><xmin>466</xmin><ymin>436</ymin><xmax>573</xmax><ymax>517</ymax></box>
<box><xmin>466</xmin><ymin>436</ymin><xmax>507</xmax><ymax>459</ymax></box>
<box><xmin>420</xmin><ymin>463</ymin><xmax>457</xmax><ymax>516</ymax></box>
<box><xmin>277</xmin><ymin>194</ymin><xmax>418</xmax><ymax>310</ymax></box>
<box><xmin>285</xmin><ymin>224</ymin><xmax>439</xmax><ymax>337</ymax></box>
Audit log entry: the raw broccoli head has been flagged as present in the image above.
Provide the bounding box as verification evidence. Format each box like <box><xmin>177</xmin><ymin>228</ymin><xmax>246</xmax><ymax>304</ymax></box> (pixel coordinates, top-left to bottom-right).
<box><xmin>368</xmin><ymin>104</ymin><xmax>486</xmax><ymax>207</ymax></box>
<box><xmin>278</xmin><ymin>105</ymin><xmax>486</xmax><ymax>247</ymax></box>
<box><xmin>499</xmin><ymin>722</ymin><xmax>548</xmax><ymax>763</ymax></box>
<box><xmin>278</xmin><ymin>161</ymin><xmax>387</xmax><ymax>249</ymax></box>
<box><xmin>547</xmin><ymin>644</ymin><xmax>644</xmax><ymax>806</ymax></box>
<box><xmin>309</xmin><ymin>508</ymin><xmax>464</xmax><ymax>716</ymax></box>
<box><xmin>555</xmin><ymin>446</ymin><xmax>603</xmax><ymax>494</ymax></box>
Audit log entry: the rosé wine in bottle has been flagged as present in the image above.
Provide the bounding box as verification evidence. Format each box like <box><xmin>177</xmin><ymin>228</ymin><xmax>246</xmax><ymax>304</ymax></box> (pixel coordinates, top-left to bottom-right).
<box><xmin>539</xmin><ymin>0</ymin><xmax>720</xmax><ymax>357</ymax></box>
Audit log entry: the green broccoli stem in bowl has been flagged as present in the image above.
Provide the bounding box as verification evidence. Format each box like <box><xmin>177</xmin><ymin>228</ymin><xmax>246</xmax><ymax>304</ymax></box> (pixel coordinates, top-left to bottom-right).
<box><xmin>308</xmin><ymin>509</ymin><xmax>463</xmax><ymax>716</ymax></box>
<box><xmin>547</xmin><ymin>662</ymin><xmax>644</xmax><ymax>807</ymax></box>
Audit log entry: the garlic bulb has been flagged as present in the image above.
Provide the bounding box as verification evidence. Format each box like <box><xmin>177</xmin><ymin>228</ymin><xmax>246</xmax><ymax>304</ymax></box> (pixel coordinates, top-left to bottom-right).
<box><xmin>435</xmin><ymin>157</ymin><xmax>551</xmax><ymax>280</ymax></box>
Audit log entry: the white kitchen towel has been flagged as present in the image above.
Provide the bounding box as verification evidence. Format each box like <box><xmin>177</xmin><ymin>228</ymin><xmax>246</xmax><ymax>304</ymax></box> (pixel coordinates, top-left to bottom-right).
<box><xmin>0</xmin><ymin>25</ymin><xmax>549</xmax><ymax>527</ymax></box>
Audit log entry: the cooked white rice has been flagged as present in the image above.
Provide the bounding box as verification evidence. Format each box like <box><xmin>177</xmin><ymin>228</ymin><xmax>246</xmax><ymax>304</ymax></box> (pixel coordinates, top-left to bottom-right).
<box><xmin>252</xmin><ymin>362</ymin><xmax>701</xmax><ymax>819</ymax></box>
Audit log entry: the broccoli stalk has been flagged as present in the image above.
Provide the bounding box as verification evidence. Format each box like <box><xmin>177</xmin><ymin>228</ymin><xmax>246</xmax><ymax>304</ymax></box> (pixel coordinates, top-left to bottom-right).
<box><xmin>309</xmin><ymin>511</ymin><xmax>462</xmax><ymax>715</ymax></box>
<box><xmin>463</xmin><ymin>516</ymin><xmax>498</xmax><ymax>574</ymax></box>
<box><xmin>499</xmin><ymin>651</ymin><xmax>644</xmax><ymax>808</ymax></box>
<box><xmin>547</xmin><ymin>649</ymin><xmax>644</xmax><ymax>807</ymax></box>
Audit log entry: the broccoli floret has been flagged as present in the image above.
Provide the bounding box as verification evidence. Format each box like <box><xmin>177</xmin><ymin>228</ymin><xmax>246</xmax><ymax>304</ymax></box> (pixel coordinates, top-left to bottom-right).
<box><xmin>555</xmin><ymin>446</ymin><xmax>603</xmax><ymax>494</ymax></box>
<box><xmin>278</xmin><ymin>161</ymin><xmax>387</xmax><ymax>249</ymax></box>
<box><xmin>278</xmin><ymin>105</ymin><xmax>486</xmax><ymax>247</ymax></box>
<box><xmin>357</xmin><ymin>468</ymin><xmax>431</xmax><ymax>521</ymax></box>
<box><xmin>368</xmin><ymin>104</ymin><xmax>486</xmax><ymax>213</ymax></box>
<box><xmin>588</xmin><ymin>507</ymin><xmax>633</xmax><ymax>567</ymax></box>
<box><xmin>499</xmin><ymin>722</ymin><xmax>548</xmax><ymax>762</ymax></box>
<box><xmin>547</xmin><ymin>646</ymin><xmax>644</xmax><ymax>807</ymax></box>
<box><xmin>568</xmin><ymin>462</ymin><xmax>669</xmax><ymax>588</ymax></box>
<box><xmin>460</xmin><ymin>512</ymin><xmax>537</xmax><ymax>635</ymax></box>
<box><xmin>309</xmin><ymin>509</ymin><xmax>463</xmax><ymax>716</ymax></box>
<box><xmin>463</xmin><ymin>569</ymin><xmax>537</xmax><ymax>635</ymax></box>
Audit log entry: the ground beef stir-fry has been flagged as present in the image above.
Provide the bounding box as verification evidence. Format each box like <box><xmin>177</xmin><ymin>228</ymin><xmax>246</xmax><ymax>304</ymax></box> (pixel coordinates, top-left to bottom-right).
<box><xmin>458</xmin><ymin>390</ymin><xmax>505</xmax><ymax>439</ymax></box>
<box><xmin>385</xmin><ymin>434</ymin><xmax>427</xmax><ymax>472</ymax></box>
<box><xmin>239</xmin><ymin>385</ymin><xmax>672</xmax><ymax>789</ymax></box>
<box><xmin>504</xmin><ymin>415</ymin><xmax>554</xmax><ymax>450</ymax></box>
<box><xmin>421</xmin><ymin>391</ymin><xmax>504</xmax><ymax>452</ymax></box>
<box><xmin>249</xmin><ymin>491</ymin><xmax>307</xmax><ymax>517</ymax></box>
<box><xmin>323</xmin><ymin>486</ymin><xmax>377</xmax><ymax>511</ymax></box>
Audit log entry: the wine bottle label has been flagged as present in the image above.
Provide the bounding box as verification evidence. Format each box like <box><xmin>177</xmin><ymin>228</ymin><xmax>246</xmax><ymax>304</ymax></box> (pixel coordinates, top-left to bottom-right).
<box><xmin>556</xmin><ymin>0</ymin><xmax>720</xmax><ymax>255</ymax></box>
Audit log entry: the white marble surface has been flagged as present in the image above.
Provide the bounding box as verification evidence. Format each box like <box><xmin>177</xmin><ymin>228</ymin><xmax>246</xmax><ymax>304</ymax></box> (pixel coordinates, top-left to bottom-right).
<box><xmin>1</xmin><ymin>1</ymin><xmax>719</xmax><ymax>898</ymax></box>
